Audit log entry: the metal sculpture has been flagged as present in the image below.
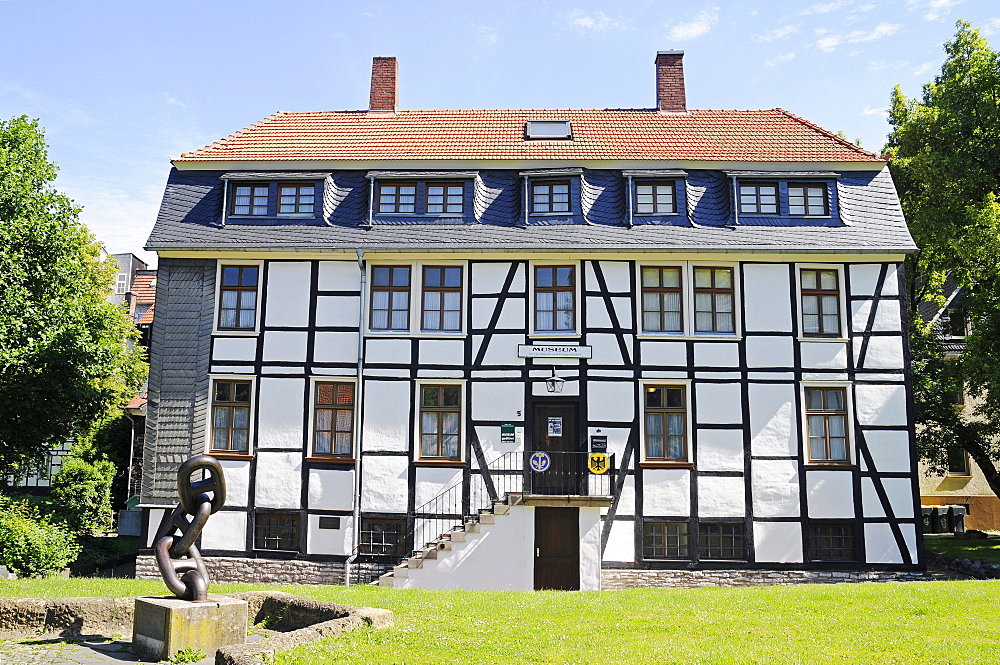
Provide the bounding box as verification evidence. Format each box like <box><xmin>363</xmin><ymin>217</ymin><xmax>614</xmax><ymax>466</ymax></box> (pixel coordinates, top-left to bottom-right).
<box><xmin>154</xmin><ymin>455</ymin><xmax>227</xmax><ymax>602</ymax></box>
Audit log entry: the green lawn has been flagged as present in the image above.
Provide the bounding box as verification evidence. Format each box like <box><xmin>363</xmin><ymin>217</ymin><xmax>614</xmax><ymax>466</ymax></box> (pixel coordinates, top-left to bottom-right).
<box><xmin>3</xmin><ymin>578</ymin><xmax>1000</xmax><ymax>664</ymax></box>
<box><xmin>924</xmin><ymin>536</ymin><xmax>1000</xmax><ymax>563</ymax></box>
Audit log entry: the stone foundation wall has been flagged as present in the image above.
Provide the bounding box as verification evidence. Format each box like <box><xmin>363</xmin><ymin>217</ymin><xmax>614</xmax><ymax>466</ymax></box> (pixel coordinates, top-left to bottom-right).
<box><xmin>600</xmin><ymin>568</ymin><xmax>928</xmax><ymax>589</ymax></box>
<box><xmin>926</xmin><ymin>551</ymin><xmax>1000</xmax><ymax>579</ymax></box>
<box><xmin>135</xmin><ymin>556</ymin><xmax>345</xmax><ymax>585</ymax></box>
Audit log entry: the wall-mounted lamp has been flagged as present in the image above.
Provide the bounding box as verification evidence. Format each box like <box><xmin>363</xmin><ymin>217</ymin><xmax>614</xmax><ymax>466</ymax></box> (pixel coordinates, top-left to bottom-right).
<box><xmin>545</xmin><ymin>368</ymin><xmax>565</xmax><ymax>393</ymax></box>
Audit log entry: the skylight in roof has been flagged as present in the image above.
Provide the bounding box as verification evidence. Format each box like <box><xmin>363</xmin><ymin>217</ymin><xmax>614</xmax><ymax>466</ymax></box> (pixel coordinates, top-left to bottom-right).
<box><xmin>525</xmin><ymin>120</ymin><xmax>572</xmax><ymax>140</ymax></box>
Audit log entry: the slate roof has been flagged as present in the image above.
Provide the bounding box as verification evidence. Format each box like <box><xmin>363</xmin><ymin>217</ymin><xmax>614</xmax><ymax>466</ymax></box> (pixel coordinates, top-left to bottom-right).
<box><xmin>176</xmin><ymin>109</ymin><xmax>883</xmax><ymax>164</ymax></box>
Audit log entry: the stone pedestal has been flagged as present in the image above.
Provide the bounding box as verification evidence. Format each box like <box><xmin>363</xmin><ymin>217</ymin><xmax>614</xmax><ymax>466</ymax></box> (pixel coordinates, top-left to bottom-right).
<box><xmin>132</xmin><ymin>595</ymin><xmax>247</xmax><ymax>661</ymax></box>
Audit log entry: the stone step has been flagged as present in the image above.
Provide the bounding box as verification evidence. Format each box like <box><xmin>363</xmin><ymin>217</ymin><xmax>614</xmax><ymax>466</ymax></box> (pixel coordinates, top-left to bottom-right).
<box><xmin>392</xmin><ymin>565</ymin><xmax>409</xmax><ymax>578</ymax></box>
<box><xmin>465</xmin><ymin>521</ymin><xmax>480</xmax><ymax>533</ymax></box>
<box><xmin>449</xmin><ymin>530</ymin><xmax>467</xmax><ymax>542</ymax></box>
<box><xmin>421</xmin><ymin>548</ymin><xmax>438</xmax><ymax>560</ymax></box>
<box><xmin>437</xmin><ymin>540</ymin><xmax>453</xmax><ymax>552</ymax></box>
<box><xmin>406</xmin><ymin>557</ymin><xmax>423</xmax><ymax>569</ymax></box>
<box><xmin>493</xmin><ymin>502</ymin><xmax>510</xmax><ymax>515</ymax></box>
<box><xmin>478</xmin><ymin>512</ymin><xmax>496</xmax><ymax>525</ymax></box>
<box><xmin>378</xmin><ymin>574</ymin><xmax>395</xmax><ymax>587</ymax></box>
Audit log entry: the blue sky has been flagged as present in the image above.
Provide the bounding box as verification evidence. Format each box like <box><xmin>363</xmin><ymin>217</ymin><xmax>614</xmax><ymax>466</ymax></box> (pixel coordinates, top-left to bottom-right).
<box><xmin>2</xmin><ymin>0</ymin><xmax>997</xmax><ymax>266</ymax></box>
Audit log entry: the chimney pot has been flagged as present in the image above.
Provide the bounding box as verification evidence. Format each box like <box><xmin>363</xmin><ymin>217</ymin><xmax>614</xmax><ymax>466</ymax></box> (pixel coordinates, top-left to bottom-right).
<box><xmin>655</xmin><ymin>50</ymin><xmax>686</xmax><ymax>113</ymax></box>
<box><xmin>369</xmin><ymin>56</ymin><xmax>398</xmax><ymax>113</ymax></box>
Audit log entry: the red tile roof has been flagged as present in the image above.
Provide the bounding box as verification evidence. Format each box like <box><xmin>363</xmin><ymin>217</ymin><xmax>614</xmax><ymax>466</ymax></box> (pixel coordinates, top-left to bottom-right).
<box><xmin>126</xmin><ymin>389</ymin><xmax>147</xmax><ymax>411</ymax></box>
<box><xmin>137</xmin><ymin>303</ymin><xmax>155</xmax><ymax>325</ymax></box>
<box><xmin>176</xmin><ymin>108</ymin><xmax>883</xmax><ymax>164</ymax></box>
<box><xmin>129</xmin><ymin>271</ymin><xmax>157</xmax><ymax>303</ymax></box>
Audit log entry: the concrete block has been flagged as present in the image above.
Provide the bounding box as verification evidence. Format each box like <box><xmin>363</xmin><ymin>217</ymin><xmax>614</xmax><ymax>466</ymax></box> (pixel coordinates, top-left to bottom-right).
<box><xmin>132</xmin><ymin>595</ymin><xmax>247</xmax><ymax>662</ymax></box>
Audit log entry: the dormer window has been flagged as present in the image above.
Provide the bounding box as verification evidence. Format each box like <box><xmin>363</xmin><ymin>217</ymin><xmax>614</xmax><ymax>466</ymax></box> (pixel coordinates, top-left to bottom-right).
<box><xmin>374</xmin><ymin>180</ymin><xmax>466</xmax><ymax>215</ymax></box>
<box><xmin>635</xmin><ymin>181</ymin><xmax>677</xmax><ymax>215</ymax></box>
<box><xmin>739</xmin><ymin>182</ymin><xmax>778</xmax><ymax>215</ymax></box>
<box><xmin>532</xmin><ymin>181</ymin><xmax>571</xmax><ymax>214</ymax></box>
<box><xmin>525</xmin><ymin>120</ymin><xmax>572</xmax><ymax>140</ymax></box>
<box><xmin>426</xmin><ymin>183</ymin><xmax>464</xmax><ymax>214</ymax></box>
<box><xmin>231</xmin><ymin>183</ymin><xmax>269</xmax><ymax>216</ymax></box>
<box><xmin>788</xmin><ymin>183</ymin><xmax>828</xmax><ymax>216</ymax></box>
<box><xmin>378</xmin><ymin>182</ymin><xmax>417</xmax><ymax>213</ymax></box>
<box><xmin>278</xmin><ymin>183</ymin><xmax>315</xmax><ymax>215</ymax></box>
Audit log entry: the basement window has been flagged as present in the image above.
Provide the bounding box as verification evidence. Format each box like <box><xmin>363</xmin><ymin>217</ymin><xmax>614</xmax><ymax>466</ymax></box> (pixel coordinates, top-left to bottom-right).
<box><xmin>525</xmin><ymin>120</ymin><xmax>572</xmax><ymax>140</ymax></box>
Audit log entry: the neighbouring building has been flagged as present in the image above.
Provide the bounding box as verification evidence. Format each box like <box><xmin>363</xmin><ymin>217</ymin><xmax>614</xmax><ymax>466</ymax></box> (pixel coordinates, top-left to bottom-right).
<box><xmin>112</xmin><ymin>253</ymin><xmax>149</xmax><ymax>306</ymax></box>
<box><xmin>136</xmin><ymin>52</ymin><xmax>923</xmax><ymax>589</ymax></box>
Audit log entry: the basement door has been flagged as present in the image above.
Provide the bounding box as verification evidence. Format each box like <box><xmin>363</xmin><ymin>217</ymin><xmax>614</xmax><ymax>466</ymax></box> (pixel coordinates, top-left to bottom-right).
<box><xmin>534</xmin><ymin>507</ymin><xmax>580</xmax><ymax>590</ymax></box>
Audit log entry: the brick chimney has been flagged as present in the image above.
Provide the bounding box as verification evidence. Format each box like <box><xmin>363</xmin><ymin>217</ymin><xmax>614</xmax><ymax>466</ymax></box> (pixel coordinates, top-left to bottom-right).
<box><xmin>655</xmin><ymin>51</ymin><xmax>686</xmax><ymax>113</ymax></box>
<box><xmin>369</xmin><ymin>56</ymin><xmax>398</xmax><ymax>114</ymax></box>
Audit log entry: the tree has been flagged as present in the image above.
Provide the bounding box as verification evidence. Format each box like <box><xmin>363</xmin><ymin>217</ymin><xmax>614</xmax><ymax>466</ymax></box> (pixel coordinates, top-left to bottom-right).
<box><xmin>886</xmin><ymin>21</ymin><xmax>1000</xmax><ymax>499</ymax></box>
<box><xmin>0</xmin><ymin>116</ymin><xmax>146</xmax><ymax>477</ymax></box>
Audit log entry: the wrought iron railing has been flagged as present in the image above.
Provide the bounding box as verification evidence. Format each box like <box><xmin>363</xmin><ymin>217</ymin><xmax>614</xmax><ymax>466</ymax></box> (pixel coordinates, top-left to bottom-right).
<box><xmin>345</xmin><ymin>450</ymin><xmax>615</xmax><ymax>585</ymax></box>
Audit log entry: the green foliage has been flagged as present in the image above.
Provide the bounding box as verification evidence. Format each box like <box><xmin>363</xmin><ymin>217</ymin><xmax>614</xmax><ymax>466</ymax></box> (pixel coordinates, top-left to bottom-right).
<box><xmin>74</xmin><ymin>414</ymin><xmax>134</xmax><ymax>511</ymax></box>
<box><xmin>926</xmin><ymin>536</ymin><xmax>1000</xmax><ymax>563</ymax></box>
<box><xmin>0</xmin><ymin>499</ymin><xmax>80</xmax><ymax>577</ymax></box>
<box><xmin>49</xmin><ymin>457</ymin><xmax>115</xmax><ymax>533</ymax></box>
<box><xmin>0</xmin><ymin>115</ymin><xmax>147</xmax><ymax>477</ymax></box>
<box><xmin>165</xmin><ymin>647</ymin><xmax>206</xmax><ymax>664</ymax></box>
<box><xmin>887</xmin><ymin>21</ymin><xmax>1000</xmax><ymax>496</ymax></box>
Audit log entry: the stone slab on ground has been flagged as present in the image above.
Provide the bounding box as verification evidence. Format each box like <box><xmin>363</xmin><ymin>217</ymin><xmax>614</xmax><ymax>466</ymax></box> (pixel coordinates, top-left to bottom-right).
<box><xmin>0</xmin><ymin>636</ymin><xmax>215</xmax><ymax>664</ymax></box>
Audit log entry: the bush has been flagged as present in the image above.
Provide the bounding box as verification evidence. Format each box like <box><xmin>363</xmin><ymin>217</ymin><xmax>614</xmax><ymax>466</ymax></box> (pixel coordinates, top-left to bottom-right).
<box><xmin>50</xmin><ymin>457</ymin><xmax>115</xmax><ymax>533</ymax></box>
<box><xmin>0</xmin><ymin>511</ymin><xmax>80</xmax><ymax>577</ymax></box>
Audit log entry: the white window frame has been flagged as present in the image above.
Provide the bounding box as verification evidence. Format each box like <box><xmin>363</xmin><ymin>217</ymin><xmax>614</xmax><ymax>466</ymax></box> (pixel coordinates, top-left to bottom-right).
<box><xmin>800</xmin><ymin>381</ymin><xmax>854</xmax><ymax>466</ymax></box>
<box><xmin>308</xmin><ymin>377</ymin><xmax>358</xmax><ymax>459</ymax></box>
<box><xmin>638</xmin><ymin>380</ymin><xmax>693</xmax><ymax>464</ymax></box>
<box><xmin>635</xmin><ymin>262</ymin><xmax>741</xmax><ymax>339</ymax></box>
<box><xmin>795</xmin><ymin>264</ymin><xmax>848</xmax><ymax>341</ymax></box>
<box><xmin>413</xmin><ymin>380</ymin><xmax>466</xmax><ymax>463</ymax></box>
<box><xmin>212</xmin><ymin>260</ymin><xmax>264</xmax><ymax>336</ymax></box>
<box><xmin>204</xmin><ymin>374</ymin><xmax>257</xmax><ymax>456</ymax></box>
<box><xmin>529</xmin><ymin>261</ymin><xmax>582</xmax><ymax>337</ymax></box>
<box><xmin>365</xmin><ymin>261</ymin><xmax>467</xmax><ymax>337</ymax></box>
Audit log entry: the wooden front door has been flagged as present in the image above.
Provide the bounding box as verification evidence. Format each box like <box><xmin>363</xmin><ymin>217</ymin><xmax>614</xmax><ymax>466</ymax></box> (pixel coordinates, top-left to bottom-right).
<box><xmin>531</xmin><ymin>402</ymin><xmax>583</xmax><ymax>494</ymax></box>
<box><xmin>534</xmin><ymin>507</ymin><xmax>580</xmax><ymax>590</ymax></box>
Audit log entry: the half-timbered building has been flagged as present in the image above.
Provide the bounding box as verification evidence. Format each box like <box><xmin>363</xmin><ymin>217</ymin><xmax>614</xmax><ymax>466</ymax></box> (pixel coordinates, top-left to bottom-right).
<box><xmin>137</xmin><ymin>52</ymin><xmax>923</xmax><ymax>589</ymax></box>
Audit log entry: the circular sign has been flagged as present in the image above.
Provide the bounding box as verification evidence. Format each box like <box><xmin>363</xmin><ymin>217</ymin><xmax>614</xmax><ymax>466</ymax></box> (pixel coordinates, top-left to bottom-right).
<box><xmin>588</xmin><ymin>453</ymin><xmax>610</xmax><ymax>475</ymax></box>
<box><xmin>529</xmin><ymin>451</ymin><xmax>551</xmax><ymax>472</ymax></box>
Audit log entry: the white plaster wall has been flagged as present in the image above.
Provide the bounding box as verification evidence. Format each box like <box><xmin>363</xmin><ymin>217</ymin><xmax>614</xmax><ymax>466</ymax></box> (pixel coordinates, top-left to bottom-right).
<box><xmin>695</xmin><ymin>383</ymin><xmax>743</xmax><ymax>424</ymax></box>
<box><xmin>200</xmin><ymin>511</ymin><xmax>247</xmax><ymax>551</ymax></box>
<box><xmin>749</xmin><ymin>383</ymin><xmax>797</xmax><ymax>457</ymax></box>
<box><xmin>397</xmin><ymin>505</ymin><xmax>535</xmax><ymax>590</ymax></box>
<box><xmin>254</xmin><ymin>452</ymin><xmax>302</xmax><ymax>509</ymax></box>
<box><xmin>586</xmin><ymin>296</ymin><xmax>613</xmax><ymax>329</ymax></box>
<box><xmin>476</xmin><ymin>334</ymin><xmax>524</xmax><ymax>366</ymax></box>
<box><xmin>307</xmin><ymin>514</ymin><xmax>352</xmax><ymax>556</ymax></box>
<box><xmin>366</xmin><ymin>338</ymin><xmax>411</xmax><ymax>364</ymax></box>
<box><xmin>262</xmin><ymin>331</ymin><xmax>308</xmax><ymax>363</ymax></box>
<box><xmin>591</xmin><ymin>427</ymin><xmax>630</xmax><ymax>461</ymax></box>
<box><xmin>861</xmin><ymin>477</ymin><xmax>915</xmax><ymax>518</ymax></box>
<box><xmin>471</xmin><ymin>381</ymin><xmax>525</xmax><ymax>423</ymax></box>
<box><xmin>698</xmin><ymin>476</ymin><xmax>745</xmax><ymax>517</ymax></box>
<box><xmin>362</xmin><ymin>381</ymin><xmax>411</xmax><ymax>452</ymax></box>
<box><xmin>864</xmin><ymin>522</ymin><xmax>916</xmax><ymax>564</ymax></box>
<box><xmin>265</xmin><ymin>262</ymin><xmax>311</xmax><ymax>327</ymax></box>
<box><xmin>313</xmin><ymin>332</ymin><xmax>358</xmax><ymax>364</ymax></box>
<box><xmin>590</xmin><ymin>260</ymin><xmax>631</xmax><ymax>293</ymax></box>
<box><xmin>642</xmin><ymin>469</ymin><xmax>691</xmax><ymax>515</ymax></box>
<box><xmin>472</xmin><ymin>262</ymin><xmax>524</xmax><ymax>295</ymax></box>
<box><xmin>863</xmin><ymin>430</ymin><xmax>911</xmax><ymax>473</ymax></box>
<box><xmin>697</xmin><ymin>429</ymin><xmax>745</xmax><ymax>472</ymax></box>
<box><xmin>360</xmin><ymin>456</ymin><xmax>409</xmax><ymax>513</ymax></box>
<box><xmin>415</xmin><ymin>467</ymin><xmax>463</xmax><ymax>506</ymax></box>
<box><xmin>213</xmin><ymin>337</ymin><xmax>258</xmax><ymax>362</ymax></box>
<box><xmin>640</xmin><ymin>341</ymin><xmax>687</xmax><ymax>368</ymax></box>
<box><xmin>220</xmin><ymin>460</ymin><xmax>250</xmax><ymax>507</ymax></box>
<box><xmin>751</xmin><ymin>459</ymin><xmax>800</xmax><ymax>517</ymax></box>
<box><xmin>419</xmin><ymin>339</ymin><xmax>464</xmax><ymax>365</ymax></box>
<box><xmin>743</xmin><ymin>264</ymin><xmax>793</xmax><ymax>332</ymax></box>
<box><xmin>806</xmin><ymin>470</ymin><xmax>855</xmax><ymax>518</ymax></box>
<box><xmin>753</xmin><ymin>522</ymin><xmax>803</xmax><ymax>563</ymax></box>
<box><xmin>318</xmin><ymin>261</ymin><xmax>360</xmax><ymax>291</ymax></box>
<box><xmin>613</xmin><ymin>476</ymin><xmax>636</xmax><ymax>516</ymax></box>
<box><xmin>602</xmin><ymin>519</ymin><xmax>635</xmax><ymax>563</ymax></box>
<box><xmin>589</xmin><ymin>333</ymin><xmax>632</xmax><ymax>365</ymax></box>
<box><xmin>256</xmin><ymin>377</ymin><xmax>305</xmax><ymax>449</ymax></box>
<box><xmin>316</xmin><ymin>296</ymin><xmax>361</xmax><ymax>327</ymax></box>
<box><xmin>854</xmin><ymin>384</ymin><xmax>908</xmax><ymax>426</ymax></box>
<box><xmin>746</xmin><ymin>336</ymin><xmax>794</xmax><ymax>369</ymax></box>
<box><xmin>850</xmin><ymin>264</ymin><xmax>899</xmax><ymax>297</ymax></box>
<box><xmin>308</xmin><ymin>469</ymin><xmax>355</xmax><ymax>511</ymax></box>
<box><xmin>579</xmin><ymin>507</ymin><xmax>603</xmax><ymax>591</ymax></box>
<box><xmin>473</xmin><ymin>297</ymin><xmax>525</xmax><ymax>330</ymax></box>
<box><xmin>588</xmin><ymin>381</ymin><xmax>634</xmax><ymax>423</ymax></box>
<box><xmin>854</xmin><ymin>337</ymin><xmax>904</xmax><ymax>370</ymax></box>
<box><xmin>800</xmin><ymin>342</ymin><xmax>848</xmax><ymax>369</ymax></box>
<box><xmin>851</xmin><ymin>299</ymin><xmax>901</xmax><ymax>333</ymax></box>
<box><xmin>694</xmin><ymin>343</ymin><xmax>739</xmax><ymax>368</ymax></box>
<box><xmin>533</xmin><ymin>379</ymin><xmax>579</xmax><ymax>397</ymax></box>
<box><xmin>146</xmin><ymin>509</ymin><xmax>166</xmax><ymax>548</ymax></box>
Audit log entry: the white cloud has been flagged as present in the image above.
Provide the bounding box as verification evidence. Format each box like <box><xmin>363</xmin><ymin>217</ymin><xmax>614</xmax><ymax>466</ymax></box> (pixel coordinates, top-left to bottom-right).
<box><xmin>861</xmin><ymin>106</ymin><xmax>887</xmax><ymax>116</ymax></box>
<box><xmin>560</xmin><ymin>9</ymin><xmax>625</xmax><ymax>33</ymax></box>
<box><xmin>854</xmin><ymin>2</ymin><xmax>878</xmax><ymax>11</ymax></box>
<box><xmin>982</xmin><ymin>18</ymin><xmax>1000</xmax><ymax>36</ymax></box>
<box><xmin>68</xmin><ymin>178</ymin><xmax>164</xmax><ymax>267</ymax></box>
<box><xmin>815</xmin><ymin>22</ymin><xmax>900</xmax><ymax>52</ymax></box>
<box><xmin>765</xmin><ymin>52</ymin><xmax>796</xmax><ymax>67</ymax></box>
<box><xmin>913</xmin><ymin>61</ymin><xmax>936</xmax><ymax>75</ymax></box>
<box><xmin>665</xmin><ymin>7</ymin><xmax>719</xmax><ymax>41</ymax></box>
<box><xmin>798</xmin><ymin>1</ymin><xmax>851</xmax><ymax>16</ymax></box>
<box><xmin>755</xmin><ymin>24</ymin><xmax>800</xmax><ymax>41</ymax></box>
<box><xmin>867</xmin><ymin>59</ymin><xmax>909</xmax><ymax>71</ymax></box>
<box><xmin>476</xmin><ymin>25</ymin><xmax>499</xmax><ymax>45</ymax></box>
<box><xmin>907</xmin><ymin>0</ymin><xmax>964</xmax><ymax>22</ymax></box>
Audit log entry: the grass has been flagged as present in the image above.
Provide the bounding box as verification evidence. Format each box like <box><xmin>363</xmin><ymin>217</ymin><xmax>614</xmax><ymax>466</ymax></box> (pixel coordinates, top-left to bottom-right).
<box><xmin>3</xmin><ymin>578</ymin><xmax>1000</xmax><ymax>664</ymax></box>
<box><xmin>924</xmin><ymin>536</ymin><xmax>1000</xmax><ymax>563</ymax></box>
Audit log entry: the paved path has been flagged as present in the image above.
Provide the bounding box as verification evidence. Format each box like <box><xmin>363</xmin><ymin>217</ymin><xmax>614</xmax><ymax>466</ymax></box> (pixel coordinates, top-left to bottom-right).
<box><xmin>0</xmin><ymin>637</ymin><xmax>215</xmax><ymax>665</ymax></box>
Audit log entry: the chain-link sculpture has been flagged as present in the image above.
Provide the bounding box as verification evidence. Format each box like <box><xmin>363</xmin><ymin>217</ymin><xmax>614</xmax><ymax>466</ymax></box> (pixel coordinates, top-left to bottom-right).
<box><xmin>154</xmin><ymin>455</ymin><xmax>227</xmax><ymax>602</ymax></box>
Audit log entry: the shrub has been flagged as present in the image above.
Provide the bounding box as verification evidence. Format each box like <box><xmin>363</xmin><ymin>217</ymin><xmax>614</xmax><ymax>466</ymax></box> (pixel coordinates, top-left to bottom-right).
<box><xmin>50</xmin><ymin>457</ymin><xmax>115</xmax><ymax>533</ymax></box>
<box><xmin>0</xmin><ymin>512</ymin><xmax>80</xmax><ymax>577</ymax></box>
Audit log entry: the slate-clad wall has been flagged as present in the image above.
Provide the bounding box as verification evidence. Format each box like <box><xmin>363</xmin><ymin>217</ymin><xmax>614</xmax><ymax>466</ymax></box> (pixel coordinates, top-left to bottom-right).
<box><xmin>141</xmin><ymin>258</ymin><xmax>215</xmax><ymax>502</ymax></box>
